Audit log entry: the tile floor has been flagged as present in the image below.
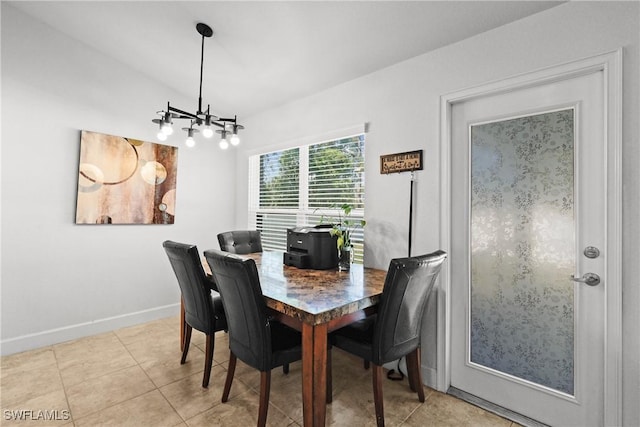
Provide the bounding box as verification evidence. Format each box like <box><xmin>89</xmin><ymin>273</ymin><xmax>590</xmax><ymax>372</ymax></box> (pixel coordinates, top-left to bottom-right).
<box><xmin>1</xmin><ymin>316</ymin><xmax>518</xmax><ymax>426</ymax></box>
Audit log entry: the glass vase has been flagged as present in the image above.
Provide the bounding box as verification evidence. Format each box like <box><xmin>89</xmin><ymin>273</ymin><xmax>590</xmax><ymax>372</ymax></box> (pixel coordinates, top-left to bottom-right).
<box><xmin>338</xmin><ymin>246</ymin><xmax>353</xmax><ymax>271</ymax></box>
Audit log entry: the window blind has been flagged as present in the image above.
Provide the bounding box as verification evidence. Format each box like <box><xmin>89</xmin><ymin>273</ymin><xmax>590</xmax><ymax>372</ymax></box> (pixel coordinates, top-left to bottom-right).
<box><xmin>249</xmin><ymin>133</ymin><xmax>365</xmax><ymax>263</ymax></box>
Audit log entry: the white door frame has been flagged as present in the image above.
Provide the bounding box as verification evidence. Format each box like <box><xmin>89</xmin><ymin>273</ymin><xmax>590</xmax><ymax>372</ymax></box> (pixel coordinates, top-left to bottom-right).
<box><xmin>438</xmin><ymin>49</ymin><xmax>622</xmax><ymax>425</ymax></box>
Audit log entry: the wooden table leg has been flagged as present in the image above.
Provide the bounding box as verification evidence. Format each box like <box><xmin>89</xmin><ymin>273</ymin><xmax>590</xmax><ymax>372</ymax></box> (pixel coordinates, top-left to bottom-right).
<box><xmin>302</xmin><ymin>322</ymin><xmax>328</xmax><ymax>427</ymax></box>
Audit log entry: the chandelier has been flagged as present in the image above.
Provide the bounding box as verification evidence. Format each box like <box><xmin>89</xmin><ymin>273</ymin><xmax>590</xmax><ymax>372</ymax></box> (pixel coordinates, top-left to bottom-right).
<box><xmin>152</xmin><ymin>23</ymin><xmax>243</xmax><ymax>149</ymax></box>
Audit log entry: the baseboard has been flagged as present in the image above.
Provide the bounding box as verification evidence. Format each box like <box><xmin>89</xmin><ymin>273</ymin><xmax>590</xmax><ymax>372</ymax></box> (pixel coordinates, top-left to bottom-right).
<box><xmin>382</xmin><ymin>358</ymin><xmax>438</xmax><ymax>389</ymax></box>
<box><xmin>422</xmin><ymin>364</ymin><xmax>438</xmax><ymax>389</ymax></box>
<box><xmin>0</xmin><ymin>303</ymin><xmax>181</xmax><ymax>356</ymax></box>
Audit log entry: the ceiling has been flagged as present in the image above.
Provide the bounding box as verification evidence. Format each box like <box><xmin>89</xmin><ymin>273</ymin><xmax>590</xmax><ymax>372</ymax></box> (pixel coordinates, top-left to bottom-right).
<box><xmin>8</xmin><ymin>1</ymin><xmax>563</xmax><ymax>120</ymax></box>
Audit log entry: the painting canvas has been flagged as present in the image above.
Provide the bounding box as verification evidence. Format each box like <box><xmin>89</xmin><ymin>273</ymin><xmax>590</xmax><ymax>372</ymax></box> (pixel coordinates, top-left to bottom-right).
<box><xmin>75</xmin><ymin>130</ymin><xmax>178</xmax><ymax>224</ymax></box>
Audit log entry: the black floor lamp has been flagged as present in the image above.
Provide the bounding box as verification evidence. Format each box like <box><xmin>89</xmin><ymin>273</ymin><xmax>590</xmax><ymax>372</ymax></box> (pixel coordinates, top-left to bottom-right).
<box><xmin>408</xmin><ymin>170</ymin><xmax>416</xmax><ymax>257</ymax></box>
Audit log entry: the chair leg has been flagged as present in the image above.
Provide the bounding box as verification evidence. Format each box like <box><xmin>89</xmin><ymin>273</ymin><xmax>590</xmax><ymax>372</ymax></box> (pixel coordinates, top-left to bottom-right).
<box><xmin>180</xmin><ymin>325</ymin><xmax>192</xmax><ymax>364</ymax></box>
<box><xmin>283</xmin><ymin>363</ymin><xmax>289</xmax><ymax>374</ymax></box>
<box><xmin>258</xmin><ymin>371</ymin><xmax>271</xmax><ymax>427</ymax></box>
<box><xmin>406</xmin><ymin>348</ymin><xmax>425</xmax><ymax>402</ymax></box>
<box><xmin>406</xmin><ymin>355</ymin><xmax>417</xmax><ymax>392</ymax></box>
<box><xmin>202</xmin><ymin>334</ymin><xmax>214</xmax><ymax>388</ymax></box>
<box><xmin>364</xmin><ymin>359</ymin><xmax>370</xmax><ymax>370</ymax></box>
<box><xmin>222</xmin><ymin>352</ymin><xmax>237</xmax><ymax>403</ymax></box>
<box><xmin>372</xmin><ymin>364</ymin><xmax>385</xmax><ymax>427</ymax></box>
<box><xmin>180</xmin><ymin>298</ymin><xmax>186</xmax><ymax>351</ymax></box>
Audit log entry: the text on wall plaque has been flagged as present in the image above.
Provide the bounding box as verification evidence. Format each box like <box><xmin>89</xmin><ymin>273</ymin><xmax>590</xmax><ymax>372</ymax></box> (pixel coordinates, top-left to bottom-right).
<box><xmin>380</xmin><ymin>150</ymin><xmax>423</xmax><ymax>174</ymax></box>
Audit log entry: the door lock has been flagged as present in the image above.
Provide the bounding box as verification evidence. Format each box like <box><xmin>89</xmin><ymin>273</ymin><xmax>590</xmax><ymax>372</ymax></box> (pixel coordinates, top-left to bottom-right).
<box><xmin>583</xmin><ymin>246</ymin><xmax>600</xmax><ymax>259</ymax></box>
<box><xmin>570</xmin><ymin>273</ymin><xmax>601</xmax><ymax>286</ymax></box>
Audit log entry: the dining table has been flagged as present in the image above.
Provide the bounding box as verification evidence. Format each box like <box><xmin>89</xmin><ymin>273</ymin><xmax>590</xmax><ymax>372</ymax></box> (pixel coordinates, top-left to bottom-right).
<box><xmin>198</xmin><ymin>250</ymin><xmax>388</xmax><ymax>427</ymax></box>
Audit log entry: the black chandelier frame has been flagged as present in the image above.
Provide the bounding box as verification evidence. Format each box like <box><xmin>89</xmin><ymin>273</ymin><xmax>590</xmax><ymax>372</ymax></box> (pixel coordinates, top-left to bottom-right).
<box><xmin>152</xmin><ymin>23</ymin><xmax>243</xmax><ymax>144</ymax></box>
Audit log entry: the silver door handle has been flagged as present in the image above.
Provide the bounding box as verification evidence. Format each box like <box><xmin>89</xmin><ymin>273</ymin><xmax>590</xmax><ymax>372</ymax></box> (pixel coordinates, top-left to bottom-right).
<box><xmin>570</xmin><ymin>273</ymin><xmax>600</xmax><ymax>286</ymax></box>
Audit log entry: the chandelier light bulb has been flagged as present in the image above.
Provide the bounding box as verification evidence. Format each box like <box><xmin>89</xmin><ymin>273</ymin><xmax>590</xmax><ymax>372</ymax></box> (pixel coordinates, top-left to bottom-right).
<box><xmin>219</xmin><ymin>138</ymin><xmax>229</xmax><ymax>150</ymax></box>
<box><xmin>161</xmin><ymin>122</ymin><xmax>173</xmax><ymax>135</ymax></box>
<box><xmin>184</xmin><ymin>127</ymin><xmax>198</xmax><ymax>147</ymax></box>
<box><xmin>157</xmin><ymin>131</ymin><xmax>167</xmax><ymax>141</ymax></box>
<box><xmin>202</xmin><ymin>126</ymin><xmax>214</xmax><ymax>138</ymax></box>
<box><xmin>230</xmin><ymin>133</ymin><xmax>240</xmax><ymax>146</ymax></box>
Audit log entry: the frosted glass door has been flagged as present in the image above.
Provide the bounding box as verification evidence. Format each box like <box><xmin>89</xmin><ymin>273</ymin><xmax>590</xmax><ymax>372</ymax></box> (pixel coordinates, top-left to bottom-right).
<box><xmin>470</xmin><ymin>109</ymin><xmax>575</xmax><ymax>395</ymax></box>
<box><xmin>450</xmin><ymin>68</ymin><xmax>608</xmax><ymax>426</ymax></box>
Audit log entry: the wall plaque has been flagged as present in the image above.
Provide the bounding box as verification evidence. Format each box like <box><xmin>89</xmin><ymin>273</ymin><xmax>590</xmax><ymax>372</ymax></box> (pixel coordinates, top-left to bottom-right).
<box><xmin>380</xmin><ymin>150</ymin><xmax>423</xmax><ymax>174</ymax></box>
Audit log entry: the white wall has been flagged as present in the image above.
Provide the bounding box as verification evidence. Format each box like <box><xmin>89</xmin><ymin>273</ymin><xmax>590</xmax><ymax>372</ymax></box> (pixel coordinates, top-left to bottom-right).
<box><xmin>2</xmin><ymin>1</ymin><xmax>638</xmax><ymax>425</ymax></box>
<box><xmin>235</xmin><ymin>2</ymin><xmax>639</xmax><ymax>425</ymax></box>
<box><xmin>1</xmin><ymin>5</ymin><xmax>237</xmax><ymax>354</ymax></box>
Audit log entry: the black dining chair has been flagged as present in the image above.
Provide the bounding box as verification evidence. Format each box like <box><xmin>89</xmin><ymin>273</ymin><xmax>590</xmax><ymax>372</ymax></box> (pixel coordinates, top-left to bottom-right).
<box><xmin>331</xmin><ymin>250</ymin><xmax>447</xmax><ymax>427</ymax></box>
<box><xmin>203</xmin><ymin>249</ymin><xmax>302</xmax><ymax>427</ymax></box>
<box><xmin>217</xmin><ymin>230</ymin><xmax>263</xmax><ymax>254</ymax></box>
<box><xmin>217</xmin><ymin>229</ymin><xmax>295</xmax><ymax>374</ymax></box>
<box><xmin>162</xmin><ymin>240</ymin><xmax>228</xmax><ymax>388</ymax></box>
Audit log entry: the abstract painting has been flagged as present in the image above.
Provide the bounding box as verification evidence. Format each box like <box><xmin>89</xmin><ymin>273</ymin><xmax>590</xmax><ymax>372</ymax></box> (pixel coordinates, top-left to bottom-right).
<box><xmin>75</xmin><ymin>130</ymin><xmax>178</xmax><ymax>224</ymax></box>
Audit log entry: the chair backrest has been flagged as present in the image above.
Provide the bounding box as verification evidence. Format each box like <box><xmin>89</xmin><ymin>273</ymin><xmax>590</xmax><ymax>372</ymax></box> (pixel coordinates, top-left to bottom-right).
<box><xmin>372</xmin><ymin>250</ymin><xmax>447</xmax><ymax>365</ymax></box>
<box><xmin>217</xmin><ymin>230</ymin><xmax>263</xmax><ymax>254</ymax></box>
<box><xmin>162</xmin><ymin>240</ymin><xmax>216</xmax><ymax>335</ymax></box>
<box><xmin>203</xmin><ymin>249</ymin><xmax>273</xmax><ymax>371</ymax></box>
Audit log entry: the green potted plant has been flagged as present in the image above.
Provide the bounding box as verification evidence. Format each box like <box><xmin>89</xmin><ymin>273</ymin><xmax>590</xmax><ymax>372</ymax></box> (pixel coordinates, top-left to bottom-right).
<box><xmin>324</xmin><ymin>204</ymin><xmax>366</xmax><ymax>271</ymax></box>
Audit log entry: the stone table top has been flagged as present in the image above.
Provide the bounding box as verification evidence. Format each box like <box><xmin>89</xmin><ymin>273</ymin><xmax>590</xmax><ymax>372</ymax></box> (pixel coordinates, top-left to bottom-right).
<box><xmin>204</xmin><ymin>250</ymin><xmax>387</xmax><ymax>326</ymax></box>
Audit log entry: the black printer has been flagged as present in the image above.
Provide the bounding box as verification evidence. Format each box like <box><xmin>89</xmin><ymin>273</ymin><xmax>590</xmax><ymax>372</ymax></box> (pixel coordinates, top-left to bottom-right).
<box><xmin>283</xmin><ymin>225</ymin><xmax>338</xmax><ymax>270</ymax></box>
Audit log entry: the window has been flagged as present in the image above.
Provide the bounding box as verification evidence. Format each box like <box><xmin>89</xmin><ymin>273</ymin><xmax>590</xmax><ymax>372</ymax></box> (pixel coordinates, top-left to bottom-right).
<box><xmin>249</xmin><ymin>133</ymin><xmax>365</xmax><ymax>263</ymax></box>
